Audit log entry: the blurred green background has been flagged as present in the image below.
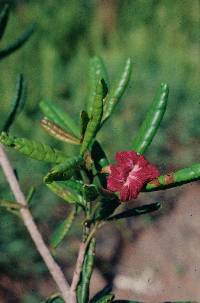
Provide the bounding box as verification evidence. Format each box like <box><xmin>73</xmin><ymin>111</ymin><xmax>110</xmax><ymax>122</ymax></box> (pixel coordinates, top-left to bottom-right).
<box><xmin>0</xmin><ymin>0</ymin><xmax>199</xmax><ymax>302</ymax></box>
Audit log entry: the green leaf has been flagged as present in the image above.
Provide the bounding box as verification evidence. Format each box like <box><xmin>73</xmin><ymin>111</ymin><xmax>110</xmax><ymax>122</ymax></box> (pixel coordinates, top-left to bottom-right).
<box><xmin>0</xmin><ymin>4</ymin><xmax>10</xmax><ymax>40</ymax></box>
<box><xmin>46</xmin><ymin>181</ymin><xmax>81</xmax><ymax>205</ymax></box>
<box><xmin>44</xmin><ymin>156</ymin><xmax>84</xmax><ymax>183</ymax></box>
<box><xmin>107</xmin><ymin>202</ymin><xmax>161</xmax><ymax>221</ymax></box>
<box><xmin>78</xmin><ymin>238</ymin><xmax>96</xmax><ymax>303</ymax></box>
<box><xmin>80</xmin><ymin>80</ymin><xmax>104</xmax><ymax>155</ymax></box>
<box><xmin>26</xmin><ymin>186</ymin><xmax>35</xmax><ymax>205</ymax></box>
<box><xmin>90</xmin><ymin>285</ymin><xmax>113</xmax><ymax>303</ymax></box>
<box><xmin>0</xmin><ymin>23</ymin><xmax>35</xmax><ymax>60</ymax></box>
<box><xmin>102</xmin><ymin>58</ymin><xmax>132</xmax><ymax>124</ymax></box>
<box><xmin>39</xmin><ymin>100</ymin><xmax>79</xmax><ymax>137</ymax></box>
<box><xmin>3</xmin><ymin>74</ymin><xmax>25</xmax><ymax>132</ymax></box>
<box><xmin>42</xmin><ymin>294</ymin><xmax>64</xmax><ymax>303</ymax></box>
<box><xmin>80</xmin><ymin>110</ymin><xmax>90</xmax><ymax>141</ymax></box>
<box><xmin>41</xmin><ymin>118</ymin><xmax>80</xmax><ymax>145</ymax></box>
<box><xmin>87</xmin><ymin>56</ymin><xmax>109</xmax><ymax>116</ymax></box>
<box><xmin>50</xmin><ymin>207</ymin><xmax>76</xmax><ymax>249</ymax></box>
<box><xmin>144</xmin><ymin>163</ymin><xmax>200</xmax><ymax>192</ymax></box>
<box><xmin>92</xmin><ymin>195</ymin><xmax>120</xmax><ymax>221</ymax></box>
<box><xmin>83</xmin><ymin>184</ymin><xmax>99</xmax><ymax>202</ymax></box>
<box><xmin>93</xmin><ymin>294</ymin><xmax>115</xmax><ymax>303</ymax></box>
<box><xmin>132</xmin><ymin>83</ymin><xmax>169</xmax><ymax>154</ymax></box>
<box><xmin>0</xmin><ymin>132</ymin><xmax>66</xmax><ymax>163</ymax></box>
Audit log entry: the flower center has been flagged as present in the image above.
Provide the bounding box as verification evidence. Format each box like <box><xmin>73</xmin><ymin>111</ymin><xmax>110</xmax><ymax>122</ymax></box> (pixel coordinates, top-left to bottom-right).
<box><xmin>124</xmin><ymin>164</ymin><xmax>141</xmax><ymax>186</ymax></box>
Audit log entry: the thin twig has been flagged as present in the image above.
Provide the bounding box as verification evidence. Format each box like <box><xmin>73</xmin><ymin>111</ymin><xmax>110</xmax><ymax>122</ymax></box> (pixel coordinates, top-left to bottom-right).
<box><xmin>0</xmin><ymin>144</ymin><xmax>70</xmax><ymax>302</ymax></box>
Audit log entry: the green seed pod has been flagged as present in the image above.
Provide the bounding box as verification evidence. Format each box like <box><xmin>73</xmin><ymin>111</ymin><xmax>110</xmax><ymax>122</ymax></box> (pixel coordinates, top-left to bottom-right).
<box><xmin>50</xmin><ymin>207</ymin><xmax>77</xmax><ymax>249</ymax></box>
<box><xmin>39</xmin><ymin>100</ymin><xmax>80</xmax><ymax>137</ymax></box>
<box><xmin>44</xmin><ymin>156</ymin><xmax>84</xmax><ymax>183</ymax></box>
<box><xmin>145</xmin><ymin>163</ymin><xmax>200</xmax><ymax>191</ymax></box>
<box><xmin>102</xmin><ymin>57</ymin><xmax>132</xmax><ymax>124</ymax></box>
<box><xmin>41</xmin><ymin>118</ymin><xmax>80</xmax><ymax>145</ymax></box>
<box><xmin>80</xmin><ymin>238</ymin><xmax>96</xmax><ymax>303</ymax></box>
<box><xmin>0</xmin><ymin>132</ymin><xmax>66</xmax><ymax>163</ymax></box>
<box><xmin>80</xmin><ymin>80</ymin><xmax>104</xmax><ymax>155</ymax></box>
<box><xmin>132</xmin><ymin>83</ymin><xmax>169</xmax><ymax>154</ymax></box>
<box><xmin>87</xmin><ymin>56</ymin><xmax>109</xmax><ymax>116</ymax></box>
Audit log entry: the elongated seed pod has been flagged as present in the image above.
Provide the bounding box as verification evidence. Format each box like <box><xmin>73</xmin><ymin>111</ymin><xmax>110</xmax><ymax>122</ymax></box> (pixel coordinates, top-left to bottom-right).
<box><xmin>132</xmin><ymin>83</ymin><xmax>169</xmax><ymax>154</ymax></box>
<box><xmin>41</xmin><ymin>118</ymin><xmax>80</xmax><ymax>145</ymax></box>
<box><xmin>87</xmin><ymin>56</ymin><xmax>109</xmax><ymax>116</ymax></box>
<box><xmin>0</xmin><ymin>132</ymin><xmax>66</xmax><ymax>163</ymax></box>
<box><xmin>102</xmin><ymin>58</ymin><xmax>132</xmax><ymax>124</ymax></box>
<box><xmin>44</xmin><ymin>156</ymin><xmax>84</xmax><ymax>183</ymax></box>
<box><xmin>80</xmin><ymin>238</ymin><xmax>96</xmax><ymax>303</ymax></box>
<box><xmin>50</xmin><ymin>207</ymin><xmax>77</xmax><ymax>249</ymax></box>
<box><xmin>144</xmin><ymin>163</ymin><xmax>200</xmax><ymax>191</ymax></box>
<box><xmin>80</xmin><ymin>80</ymin><xmax>104</xmax><ymax>155</ymax></box>
<box><xmin>39</xmin><ymin>100</ymin><xmax>79</xmax><ymax>137</ymax></box>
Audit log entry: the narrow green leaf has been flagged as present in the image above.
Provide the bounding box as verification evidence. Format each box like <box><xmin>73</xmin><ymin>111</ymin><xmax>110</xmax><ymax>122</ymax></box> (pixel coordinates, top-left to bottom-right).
<box><xmin>79</xmin><ymin>238</ymin><xmax>96</xmax><ymax>303</ymax></box>
<box><xmin>0</xmin><ymin>132</ymin><xmax>66</xmax><ymax>163</ymax></box>
<box><xmin>102</xmin><ymin>58</ymin><xmax>132</xmax><ymax>124</ymax></box>
<box><xmin>94</xmin><ymin>294</ymin><xmax>115</xmax><ymax>303</ymax></box>
<box><xmin>92</xmin><ymin>195</ymin><xmax>120</xmax><ymax>221</ymax></box>
<box><xmin>80</xmin><ymin>110</ymin><xmax>90</xmax><ymax>141</ymax></box>
<box><xmin>50</xmin><ymin>207</ymin><xmax>76</xmax><ymax>249</ymax></box>
<box><xmin>107</xmin><ymin>202</ymin><xmax>161</xmax><ymax>221</ymax></box>
<box><xmin>41</xmin><ymin>118</ymin><xmax>80</xmax><ymax>145</ymax></box>
<box><xmin>144</xmin><ymin>163</ymin><xmax>200</xmax><ymax>192</ymax></box>
<box><xmin>132</xmin><ymin>83</ymin><xmax>169</xmax><ymax>154</ymax></box>
<box><xmin>3</xmin><ymin>74</ymin><xmax>25</xmax><ymax>132</ymax></box>
<box><xmin>0</xmin><ymin>24</ymin><xmax>35</xmax><ymax>60</ymax></box>
<box><xmin>87</xmin><ymin>56</ymin><xmax>109</xmax><ymax>116</ymax></box>
<box><xmin>39</xmin><ymin>100</ymin><xmax>79</xmax><ymax>137</ymax></box>
<box><xmin>80</xmin><ymin>80</ymin><xmax>104</xmax><ymax>155</ymax></box>
<box><xmin>0</xmin><ymin>4</ymin><xmax>10</xmax><ymax>40</ymax></box>
<box><xmin>42</xmin><ymin>294</ymin><xmax>64</xmax><ymax>303</ymax></box>
<box><xmin>44</xmin><ymin>156</ymin><xmax>84</xmax><ymax>183</ymax></box>
<box><xmin>90</xmin><ymin>285</ymin><xmax>113</xmax><ymax>303</ymax></box>
<box><xmin>46</xmin><ymin>181</ymin><xmax>82</xmax><ymax>205</ymax></box>
<box><xmin>26</xmin><ymin>186</ymin><xmax>35</xmax><ymax>205</ymax></box>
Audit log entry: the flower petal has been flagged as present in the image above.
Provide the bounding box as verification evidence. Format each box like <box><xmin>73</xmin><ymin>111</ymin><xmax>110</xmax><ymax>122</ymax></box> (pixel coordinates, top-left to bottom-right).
<box><xmin>116</xmin><ymin>151</ymin><xmax>139</xmax><ymax>167</ymax></box>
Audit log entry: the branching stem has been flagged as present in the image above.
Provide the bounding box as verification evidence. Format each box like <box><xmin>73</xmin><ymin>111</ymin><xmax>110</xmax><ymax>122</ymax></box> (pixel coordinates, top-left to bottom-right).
<box><xmin>0</xmin><ymin>144</ymin><xmax>70</xmax><ymax>302</ymax></box>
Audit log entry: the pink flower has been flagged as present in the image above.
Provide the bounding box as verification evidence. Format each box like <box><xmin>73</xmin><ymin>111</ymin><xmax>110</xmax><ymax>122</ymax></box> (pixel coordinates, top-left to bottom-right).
<box><xmin>107</xmin><ymin>151</ymin><xmax>160</xmax><ymax>202</ymax></box>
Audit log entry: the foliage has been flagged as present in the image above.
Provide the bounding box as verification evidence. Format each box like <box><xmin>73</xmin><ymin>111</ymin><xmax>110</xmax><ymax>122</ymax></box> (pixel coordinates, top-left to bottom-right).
<box><xmin>0</xmin><ymin>1</ymin><xmax>199</xmax><ymax>302</ymax></box>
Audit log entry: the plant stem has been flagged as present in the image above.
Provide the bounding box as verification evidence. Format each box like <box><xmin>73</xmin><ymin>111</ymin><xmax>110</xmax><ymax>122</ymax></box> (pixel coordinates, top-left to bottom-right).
<box><xmin>69</xmin><ymin>222</ymin><xmax>104</xmax><ymax>303</ymax></box>
<box><xmin>0</xmin><ymin>144</ymin><xmax>70</xmax><ymax>302</ymax></box>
